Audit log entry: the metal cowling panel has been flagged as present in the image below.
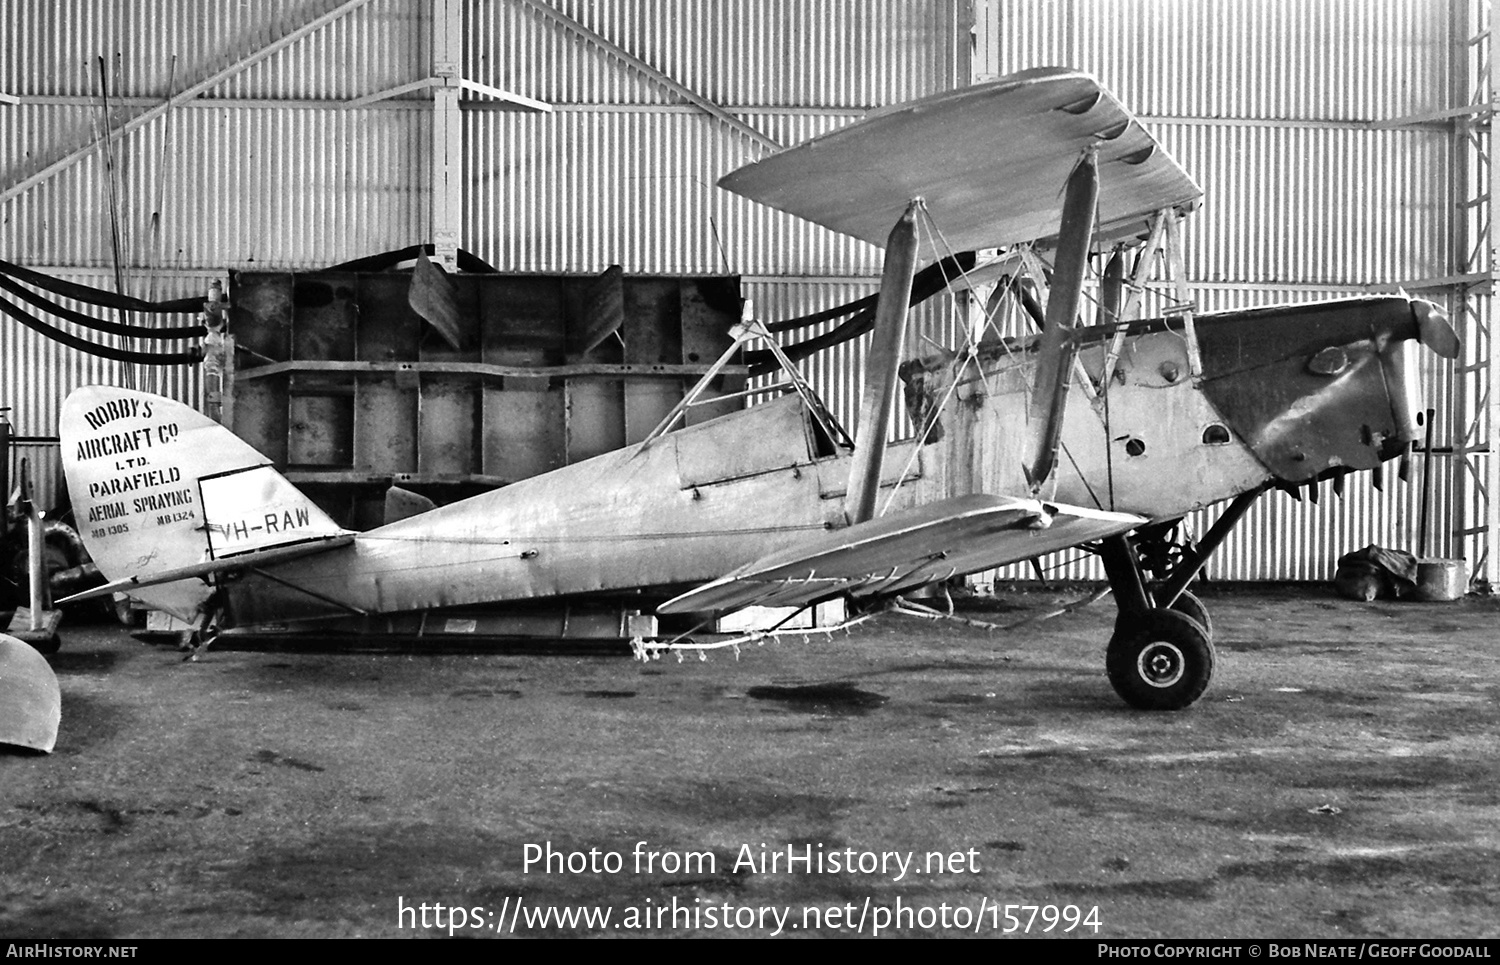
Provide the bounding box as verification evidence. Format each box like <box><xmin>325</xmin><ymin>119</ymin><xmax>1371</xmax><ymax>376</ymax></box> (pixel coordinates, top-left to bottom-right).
<box><xmin>968</xmin><ymin>284</ymin><xmax>1457</xmax><ymax>584</ymax></box>
<box><xmin>745</xmin><ymin>279</ymin><xmax>1455</xmax><ymax>585</ymax></box>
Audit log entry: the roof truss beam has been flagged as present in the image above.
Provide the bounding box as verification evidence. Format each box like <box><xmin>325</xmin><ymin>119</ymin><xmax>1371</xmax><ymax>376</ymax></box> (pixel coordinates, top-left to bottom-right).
<box><xmin>512</xmin><ymin>0</ymin><xmax>782</xmax><ymax>152</ymax></box>
<box><xmin>0</xmin><ymin>0</ymin><xmax>377</xmax><ymax>207</ymax></box>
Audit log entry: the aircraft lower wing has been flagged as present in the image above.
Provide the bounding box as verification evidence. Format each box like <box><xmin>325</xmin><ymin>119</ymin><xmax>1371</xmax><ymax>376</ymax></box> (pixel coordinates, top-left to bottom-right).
<box><xmin>658</xmin><ymin>494</ymin><xmax>1143</xmax><ymax>614</ymax></box>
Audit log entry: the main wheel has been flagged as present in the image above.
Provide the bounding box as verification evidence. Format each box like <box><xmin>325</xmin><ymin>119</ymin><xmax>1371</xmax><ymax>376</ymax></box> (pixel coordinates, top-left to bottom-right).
<box><xmin>1154</xmin><ymin>587</ymin><xmax>1212</xmax><ymax>641</ymax></box>
<box><xmin>1106</xmin><ymin>608</ymin><xmax>1214</xmax><ymax>710</ymax></box>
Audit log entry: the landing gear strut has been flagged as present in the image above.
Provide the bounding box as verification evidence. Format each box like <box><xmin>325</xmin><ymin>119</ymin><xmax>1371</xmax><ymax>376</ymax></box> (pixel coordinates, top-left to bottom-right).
<box><xmin>1156</xmin><ymin>585</ymin><xmax>1212</xmax><ymax>640</ymax></box>
<box><xmin>1096</xmin><ymin>488</ymin><xmax>1264</xmax><ymax>710</ymax></box>
<box><xmin>1134</xmin><ymin>519</ymin><xmax>1195</xmax><ymax>583</ymax></box>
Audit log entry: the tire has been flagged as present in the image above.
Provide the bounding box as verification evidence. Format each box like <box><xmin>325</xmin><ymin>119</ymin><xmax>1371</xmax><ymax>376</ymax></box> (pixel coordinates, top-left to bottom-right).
<box><xmin>1107</xmin><ymin>608</ymin><xmax>1214</xmax><ymax>711</ymax></box>
<box><xmin>1154</xmin><ymin>587</ymin><xmax>1212</xmax><ymax>640</ymax></box>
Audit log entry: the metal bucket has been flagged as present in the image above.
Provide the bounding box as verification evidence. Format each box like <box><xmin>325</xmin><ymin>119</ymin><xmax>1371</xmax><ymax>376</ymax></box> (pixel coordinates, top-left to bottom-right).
<box><xmin>1413</xmin><ymin>558</ymin><xmax>1467</xmax><ymax>602</ymax></box>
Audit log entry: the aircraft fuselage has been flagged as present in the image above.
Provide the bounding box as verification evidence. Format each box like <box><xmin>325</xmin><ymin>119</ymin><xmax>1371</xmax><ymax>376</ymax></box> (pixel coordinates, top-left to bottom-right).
<box><xmin>221</xmin><ymin>295</ymin><xmax>1435</xmax><ymax>628</ymax></box>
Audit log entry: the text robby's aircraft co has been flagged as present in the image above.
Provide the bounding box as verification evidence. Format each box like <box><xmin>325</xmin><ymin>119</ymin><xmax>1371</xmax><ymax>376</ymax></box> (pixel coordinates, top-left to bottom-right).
<box><xmin>56</xmin><ymin>68</ymin><xmax>1458</xmax><ymax>711</ymax></box>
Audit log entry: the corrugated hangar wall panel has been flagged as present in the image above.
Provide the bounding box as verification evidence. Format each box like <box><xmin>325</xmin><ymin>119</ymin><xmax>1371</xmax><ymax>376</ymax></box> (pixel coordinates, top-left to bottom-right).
<box><xmin>0</xmin><ymin>103</ymin><xmax>98</xmax><ymax>262</ymax></box>
<box><xmin>976</xmin><ymin>0</ymin><xmax>1449</xmax><ymax>120</ymax></box>
<box><xmin>0</xmin><ymin>0</ymin><xmax>421</xmax><ymax>100</ymax></box>
<box><xmin>3</xmin><ymin>105</ymin><xmax>428</xmax><ymax>270</ymax></box>
<box><xmin>1158</xmin><ymin>123</ymin><xmax>1452</xmax><ymax>287</ymax></box>
<box><xmin>467</xmin><ymin>108</ymin><xmax>881</xmax><ymax>276</ymax></box>
<box><xmin>5</xmin><ymin>2</ymin><xmax>966</xmax><ymax>277</ymax></box>
<box><xmin>0</xmin><ymin>268</ymin><xmax>206</xmax><ymax>510</ymax></box>
<box><xmin>222</xmin><ymin>0</ymin><xmax>424</xmax><ymax>100</ymax></box>
<box><xmin>3</xmin><ymin>0</ymin><xmax>1457</xmax><ymax>582</ymax></box>
<box><xmin>468</xmin><ymin>0</ymin><xmax>969</xmax><ymax>108</ymax></box>
<box><xmin>0</xmin><ymin>269</ymin><xmax>207</xmax><ymax>434</ymax></box>
<box><xmin>168</xmin><ymin>106</ymin><xmax>427</xmax><ymax>267</ymax></box>
<box><xmin>967</xmin><ymin>0</ymin><xmax>1460</xmax><ymax>583</ymax></box>
<box><xmin>462</xmin><ymin>0</ymin><xmax>969</xmax><ymax>276</ymax></box>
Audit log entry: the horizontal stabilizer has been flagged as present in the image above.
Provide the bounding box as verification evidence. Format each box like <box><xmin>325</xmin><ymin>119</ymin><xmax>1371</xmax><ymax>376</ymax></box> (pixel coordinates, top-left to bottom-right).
<box><xmin>718</xmin><ymin>67</ymin><xmax>1201</xmax><ymax>256</ymax></box>
<box><xmin>56</xmin><ymin>534</ymin><xmax>355</xmax><ymax>606</ymax></box>
<box><xmin>658</xmin><ymin>494</ymin><xmax>1142</xmax><ymax>614</ymax></box>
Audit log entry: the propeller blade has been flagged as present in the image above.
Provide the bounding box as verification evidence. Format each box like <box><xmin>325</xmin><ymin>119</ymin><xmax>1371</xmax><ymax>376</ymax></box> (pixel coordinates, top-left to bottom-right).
<box><xmin>1412</xmin><ymin>299</ymin><xmax>1460</xmax><ymax>359</ymax></box>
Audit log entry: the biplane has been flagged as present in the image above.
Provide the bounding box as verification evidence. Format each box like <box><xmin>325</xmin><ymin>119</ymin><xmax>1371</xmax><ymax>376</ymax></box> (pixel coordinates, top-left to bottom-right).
<box><xmin>56</xmin><ymin>68</ymin><xmax>1458</xmax><ymax>710</ymax></box>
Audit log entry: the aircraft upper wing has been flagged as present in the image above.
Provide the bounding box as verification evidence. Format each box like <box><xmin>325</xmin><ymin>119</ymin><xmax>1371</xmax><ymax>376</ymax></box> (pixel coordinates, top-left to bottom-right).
<box><xmin>718</xmin><ymin>67</ymin><xmax>1201</xmax><ymax>256</ymax></box>
<box><xmin>658</xmin><ymin>494</ymin><xmax>1143</xmax><ymax>614</ymax></box>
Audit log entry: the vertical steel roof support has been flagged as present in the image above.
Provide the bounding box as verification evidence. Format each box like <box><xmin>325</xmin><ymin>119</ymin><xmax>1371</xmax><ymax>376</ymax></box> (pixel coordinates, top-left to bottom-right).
<box><xmin>352</xmin><ymin>1</ymin><xmax>548</xmax><ymax>269</ymax></box>
<box><xmin>1443</xmin><ymin>0</ymin><xmax>1497</xmax><ymax>588</ymax></box>
<box><xmin>512</xmin><ymin>0</ymin><xmax>782</xmax><ymax>153</ymax></box>
<box><xmin>431</xmin><ymin>0</ymin><xmax>464</xmax><ymax>271</ymax></box>
<box><xmin>1445</xmin><ymin>0</ymin><xmax>1467</xmax><ymax>578</ymax></box>
<box><xmin>1485</xmin><ymin>0</ymin><xmax>1500</xmax><ymax>588</ymax></box>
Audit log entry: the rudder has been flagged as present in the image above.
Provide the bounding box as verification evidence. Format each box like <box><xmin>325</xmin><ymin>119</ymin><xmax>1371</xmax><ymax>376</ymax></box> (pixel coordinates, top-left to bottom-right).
<box><xmin>60</xmin><ymin>386</ymin><xmax>343</xmax><ymax>621</ymax></box>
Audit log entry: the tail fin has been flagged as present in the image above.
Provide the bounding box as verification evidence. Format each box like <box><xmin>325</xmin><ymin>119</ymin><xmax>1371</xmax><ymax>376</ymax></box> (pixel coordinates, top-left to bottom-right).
<box><xmin>61</xmin><ymin>386</ymin><xmax>345</xmax><ymax>620</ymax></box>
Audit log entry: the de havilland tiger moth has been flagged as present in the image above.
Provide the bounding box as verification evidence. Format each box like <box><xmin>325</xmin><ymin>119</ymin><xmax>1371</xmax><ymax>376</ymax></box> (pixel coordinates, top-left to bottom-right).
<box><xmin>55</xmin><ymin>68</ymin><xmax>1459</xmax><ymax>710</ymax></box>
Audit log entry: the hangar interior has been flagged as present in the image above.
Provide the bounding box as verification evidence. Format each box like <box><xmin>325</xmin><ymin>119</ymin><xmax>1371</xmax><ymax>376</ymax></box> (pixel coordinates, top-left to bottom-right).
<box><xmin>10</xmin><ymin>1</ymin><xmax>1500</xmax><ymax>944</ymax></box>
<box><xmin>1</xmin><ymin>0</ymin><xmax>1496</xmax><ymax>589</ymax></box>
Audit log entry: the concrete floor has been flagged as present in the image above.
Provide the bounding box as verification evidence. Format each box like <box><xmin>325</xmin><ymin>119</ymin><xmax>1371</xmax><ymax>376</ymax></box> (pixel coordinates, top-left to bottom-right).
<box><xmin>2</xmin><ymin>583</ymin><xmax>1498</xmax><ymax>939</ymax></box>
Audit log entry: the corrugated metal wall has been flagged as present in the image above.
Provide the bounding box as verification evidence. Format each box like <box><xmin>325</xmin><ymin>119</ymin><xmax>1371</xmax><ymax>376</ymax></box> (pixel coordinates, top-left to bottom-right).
<box><xmin>974</xmin><ymin>0</ymin><xmax>1464</xmax><ymax>582</ymax></box>
<box><xmin>464</xmin><ymin>0</ymin><xmax>970</xmax><ymax>275</ymax></box>
<box><xmin>1</xmin><ymin>0</ymin><xmax>970</xmax><ymax>511</ymax></box>
<box><xmin>470</xmin><ymin>0</ymin><xmax>967</xmax><ymax>108</ymax></box>
<box><xmin>2</xmin><ymin>0</ymin><xmax>1473</xmax><ymax>584</ymax></box>
<box><xmin>1</xmin><ymin>0</ymin><xmax>429</xmax><ymax>504</ymax></box>
<box><xmin>979</xmin><ymin>0</ymin><xmax>1449</xmax><ymax>120</ymax></box>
